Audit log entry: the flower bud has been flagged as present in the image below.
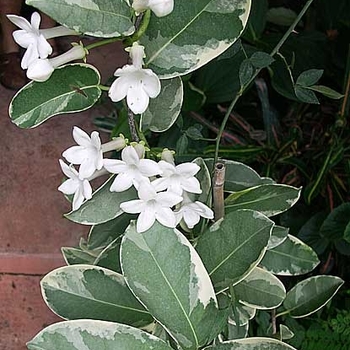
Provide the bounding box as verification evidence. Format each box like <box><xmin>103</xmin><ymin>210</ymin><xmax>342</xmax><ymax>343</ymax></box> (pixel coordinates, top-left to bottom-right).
<box><xmin>161</xmin><ymin>148</ymin><xmax>175</xmax><ymax>165</ymax></box>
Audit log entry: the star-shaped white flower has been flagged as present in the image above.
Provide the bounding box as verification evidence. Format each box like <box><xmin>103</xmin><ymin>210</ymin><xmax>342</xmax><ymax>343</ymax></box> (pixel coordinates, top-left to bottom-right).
<box><xmin>120</xmin><ymin>181</ymin><xmax>182</xmax><ymax>233</ymax></box>
<box><xmin>7</xmin><ymin>12</ymin><xmax>52</xmax><ymax>69</ymax></box>
<box><xmin>175</xmin><ymin>193</ymin><xmax>214</xmax><ymax>229</ymax></box>
<box><xmin>58</xmin><ymin>160</ymin><xmax>92</xmax><ymax>211</ymax></box>
<box><xmin>62</xmin><ymin>126</ymin><xmax>103</xmax><ymax>180</ymax></box>
<box><xmin>132</xmin><ymin>0</ymin><xmax>174</xmax><ymax>17</ymax></box>
<box><xmin>109</xmin><ymin>43</ymin><xmax>161</xmax><ymax>114</ymax></box>
<box><xmin>152</xmin><ymin>160</ymin><xmax>202</xmax><ymax>195</ymax></box>
<box><xmin>104</xmin><ymin>145</ymin><xmax>161</xmax><ymax>192</ymax></box>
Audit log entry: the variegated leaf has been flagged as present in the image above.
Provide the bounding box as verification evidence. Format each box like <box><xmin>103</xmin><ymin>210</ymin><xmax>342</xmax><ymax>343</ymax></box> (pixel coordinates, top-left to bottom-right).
<box><xmin>27</xmin><ymin>320</ymin><xmax>173</xmax><ymax>350</ymax></box>
<box><xmin>121</xmin><ymin>221</ymin><xmax>222</xmax><ymax>350</ymax></box>
<box><xmin>142</xmin><ymin>77</ymin><xmax>183</xmax><ymax>132</ymax></box>
<box><xmin>93</xmin><ymin>237</ymin><xmax>122</xmax><ymax>273</ymax></box>
<box><xmin>10</xmin><ymin>64</ymin><xmax>101</xmax><ymax>128</ymax></box>
<box><xmin>142</xmin><ymin>0</ymin><xmax>251</xmax><ymax>78</ymax></box>
<box><xmin>41</xmin><ymin>265</ymin><xmax>153</xmax><ymax>327</ymax></box>
<box><xmin>196</xmin><ymin>210</ymin><xmax>274</xmax><ymax>291</ymax></box>
<box><xmin>26</xmin><ymin>0</ymin><xmax>134</xmax><ymax>37</ymax></box>
<box><xmin>260</xmin><ymin>234</ymin><xmax>319</xmax><ymax>276</ymax></box>
<box><xmin>61</xmin><ymin>247</ymin><xmax>97</xmax><ymax>265</ymax></box>
<box><xmin>203</xmin><ymin>337</ymin><xmax>297</xmax><ymax>349</ymax></box>
<box><xmin>283</xmin><ymin>275</ymin><xmax>344</xmax><ymax>318</ymax></box>
<box><xmin>267</xmin><ymin>225</ymin><xmax>289</xmax><ymax>250</ymax></box>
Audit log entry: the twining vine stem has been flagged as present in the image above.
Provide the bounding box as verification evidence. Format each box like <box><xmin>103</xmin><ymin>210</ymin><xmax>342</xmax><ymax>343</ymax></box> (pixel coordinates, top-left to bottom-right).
<box><xmin>213</xmin><ymin>0</ymin><xmax>315</xmax><ymax>165</ymax></box>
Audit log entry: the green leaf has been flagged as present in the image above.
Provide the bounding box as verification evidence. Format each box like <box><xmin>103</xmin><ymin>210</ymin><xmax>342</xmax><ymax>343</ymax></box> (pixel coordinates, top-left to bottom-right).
<box><xmin>142</xmin><ymin>77</ymin><xmax>183</xmax><ymax>132</ymax></box>
<box><xmin>296</xmin><ymin>69</ymin><xmax>324</xmax><ymax>87</ymax></box>
<box><xmin>27</xmin><ymin>320</ymin><xmax>173</xmax><ymax>350</ymax></box>
<box><xmin>283</xmin><ymin>275</ymin><xmax>344</xmax><ymax>318</ymax></box>
<box><xmin>308</xmin><ymin>85</ymin><xmax>344</xmax><ymax>99</ymax></box>
<box><xmin>196</xmin><ymin>210</ymin><xmax>273</xmax><ymax>291</ymax></box>
<box><xmin>250</xmin><ymin>52</ymin><xmax>274</xmax><ymax>69</ymax></box>
<box><xmin>267</xmin><ymin>225</ymin><xmax>289</xmax><ymax>250</ymax></box>
<box><xmin>294</xmin><ymin>85</ymin><xmax>319</xmax><ymax>104</ymax></box>
<box><xmin>26</xmin><ymin>0</ymin><xmax>134</xmax><ymax>37</ymax></box>
<box><xmin>142</xmin><ymin>0</ymin><xmax>251</xmax><ymax>78</ymax></box>
<box><xmin>225</xmin><ymin>184</ymin><xmax>301</xmax><ymax>217</ymax></box>
<box><xmin>61</xmin><ymin>247</ymin><xmax>97</xmax><ymax>265</ymax></box>
<box><xmin>182</xmin><ymin>81</ymin><xmax>206</xmax><ymax>111</ymax></box>
<box><xmin>41</xmin><ymin>265</ymin><xmax>153</xmax><ymax>327</ymax></box>
<box><xmin>9</xmin><ymin>64</ymin><xmax>101</xmax><ymax>128</ymax></box>
<box><xmin>266</xmin><ymin>7</ymin><xmax>298</xmax><ymax>26</ymax></box>
<box><xmin>243</xmin><ymin>0</ymin><xmax>268</xmax><ymax>42</ymax></box>
<box><xmin>232</xmin><ymin>267</ymin><xmax>286</xmax><ymax>310</ymax></box>
<box><xmin>239</xmin><ymin>58</ymin><xmax>255</xmax><ymax>88</ymax></box>
<box><xmin>121</xmin><ymin>222</ymin><xmax>220</xmax><ymax>350</ymax></box>
<box><xmin>260</xmin><ymin>234</ymin><xmax>320</xmax><ymax>276</ymax></box>
<box><xmin>66</xmin><ymin>176</ymin><xmax>136</xmax><ymax>225</ymax></box>
<box><xmin>94</xmin><ymin>238</ymin><xmax>122</xmax><ymax>273</ymax></box>
<box><xmin>279</xmin><ymin>325</ymin><xmax>294</xmax><ymax>341</ymax></box>
<box><xmin>203</xmin><ymin>337</ymin><xmax>298</xmax><ymax>349</ymax></box>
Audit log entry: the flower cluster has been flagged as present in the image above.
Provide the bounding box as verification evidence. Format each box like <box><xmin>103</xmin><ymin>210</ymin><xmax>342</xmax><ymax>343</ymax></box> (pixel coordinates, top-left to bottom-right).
<box><xmin>8</xmin><ymin>12</ymin><xmax>84</xmax><ymax>82</ymax></box>
<box><xmin>59</xmin><ymin>127</ymin><xmax>213</xmax><ymax>233</ymax></box>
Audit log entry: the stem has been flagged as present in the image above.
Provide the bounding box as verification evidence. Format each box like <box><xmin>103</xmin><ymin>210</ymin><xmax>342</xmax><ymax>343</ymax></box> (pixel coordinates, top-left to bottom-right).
<box><xmin>85</xmin><ymin>37</ymin><xmax>120</xmax><ymax>51</ymax></box>
<box><xmin>127</xmin><ymin>108</ymin><xmax>140</xmax><ymax>142</ymax></box>
<box><xmin>213</xmin><ymin>0</ymin><xmax>315</xmax><ymax>165</ymax></box>
<box><xmin>213</xmin><ymin>162</ymin><xmax>226</xmax><ymax>221</ymax></box>
<box><xmin>271</xmin><ymin>309</ymin><xmax>277</xmax><ymax>335</ymax></box>
<box><xmin>130</xmin><ymin>10</ymin><xmax>151</xmax><ymax>43</ymax></box>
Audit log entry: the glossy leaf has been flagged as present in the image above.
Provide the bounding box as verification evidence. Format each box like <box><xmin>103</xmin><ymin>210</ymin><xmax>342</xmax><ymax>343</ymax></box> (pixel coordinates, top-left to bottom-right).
<box><xmin>66</xmin><ymin>176</ymin><xmax>137</xmax><ymax>225</ymax></box>
<box><xmin>196</xmin><ymin>210</ymin><xmax>273</xmax><ymax>291</ymax></box>
<box><xmin>27</xmin><ymin>320</ymin><xmax>173</xmax><ymax>350</ymax></box>
<box><xmin>260</xmin><ymin>234</ymin><xmax>319</xmax><ymax>276</ymax></box>
<box><xmin>203</xmin><ymin>337</ymin><xmax>297</xmax><ymax>349</ymax></box>
<box><xmin>26</xmin><ymin>0</ymin><xmax>134</xmax><ymax>37</ymax></box>
<box><xmin>283</xmin><ymin>275</ymin><xmax>344</xmax><ymax>318</ymax></box>
<box><xmin>142</xmin><ymin>0</ymin><xmax>251</xmax><ymax>78</ymax></box>
<box><xmin>225</xmin><ymin>184</ymin><xmax>301</xmax><ymax>217</ymax></box>
<box><xmin>41</xmin><ymin>265</ymin><xmax>153</xmax><ymax>327</ymax></box>
<box><xmin>9</xmin><ymin>64</ymin><xmax>101</xmax><ymax>128</ymax></box>
<box><xmin>121</xmin><ymin>221</ymin><xmax>220</xmax><ymax>350</ymax></box>
<box><xmin>142</xmin><ymin>77</ymin><xmax>183</xmax><ymax>132</ymax></box>
<box><xmin>232</xmin><ymin>267</ymin><xmax>286</xmax><ymax>310</ymax></box>
<box><xmin>267</xmin><ymin>225</ymin><xmax>289</xmax><ymax>250</ymax></box>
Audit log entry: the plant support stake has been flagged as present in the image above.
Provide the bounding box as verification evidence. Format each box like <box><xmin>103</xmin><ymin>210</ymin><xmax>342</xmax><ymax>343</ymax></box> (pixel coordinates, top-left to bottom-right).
<box><xmin>213</xmin><ymin>162</ymin><xmax>225</xmax><ymax>221</ymax></box>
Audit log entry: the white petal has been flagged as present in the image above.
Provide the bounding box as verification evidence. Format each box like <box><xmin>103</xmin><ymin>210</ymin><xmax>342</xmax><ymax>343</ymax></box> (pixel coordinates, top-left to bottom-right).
<box><xmin>138</xmin><ymin>159</ymin><xmax>161</xmax><ymax>177</ymax></box>
<box><xmin>7</xmin><ymin>15</ymin><xmax>32</xmax><ymax>32</ymax></box>
<box><xmin>21</xmin><ymin>44</ymin><xmax>39</xmax><ymax>69</ymax></box>
<box><xmin>183</xmin><ymin>209</ymin><xmax>200</xmax><ymax>229</ymax></box>
<box><xmin>137</xmin><ymin>206</ymin><xmax>156</xmax><ymax>233</ymax></box>
<box><xmin>103</xmin><ymin>159</ymin><xmax>127</xmax><ymax>174</ymax></box>
<box><xmin>26</xmin><ymin>58</ymin><xmax>54</xmax><ymax>82</ymax></box>
<box><xmin>31</xmin><ymin>12</ymin><xmax>41</xmax><ymax>30</ymax></box>
<box><xmin>72</xmin><ymin>188</ymin><xmax>84</xmax><ymax>211</ymax></box>
<box><xmin>82</xmin><ymin>180</ymin><xmax>92</xmax><ymax>199</ymax></box>
<box><xmin>95</xmin><ymin>151</ymin><xmax>104</xmax><ymax>170</ymax></box>
<box><xmin>142</xmin><ymin>70</ymin><xmax>161</xmax><ymax>98</ymax></box>
<box><xmin>12</xmin><ymin>30</ymin><xmax>34</xmax><ymax>48</ymax></box>
<box><xmin>120</xmin><ymin>199</ymin><xmax>145</xmax><ymax>214</ymax></box>
<box><xmin>108</xmin><ymin>75</ymin><xmax>129</xmax><ymax>102</ymax></box>
<box><xmin>62</xmin><ymin>146</ymin><xmax>88</xmax><ymax>164</ymax></box>
<box><xmin>151</xmin><ymin>177</ymin><xmax>169</xmax><ymax>192</ymax></box>
<box><xmin>110</xmin><ymin>172</ymin><xmax>133</xmax><ymax>192</ymax></box>
<box><xmin>58</xmin><ymin>179</ymin><xmax>79</xmax><ymax>195</ymax></box>
<box><xmin>127</xmin><ymin>83</ymin><xmax>149</xmax><ymax>114</ymax></box>
<box><xmin>72</xmin><ymin>126</ymin><xmax>92</xmax><ymax>147</ymax></box>
<box><xmin>156</xmin><ymin>192</ymin><xmax>183</xmax><ymax>207</ymax></box>
<box><xmin>155</xmin><ymin>207</ymin><xmax>176</xmax><ymax>228</ymax></box>
<box><xmin>149</xmin><ymin>0</ymin><xmax>174</xmax><ymax>17</ymax></box>
<box><xmin>158</xmin><ymin>160</ymin><xmax>176</xmax><ymax>176</ymax></box>
<box><xmin>122</xmin><ymin>146</ymin><xmax>140</xmax><ymax>165</ymax></box>
<box><xmin>138</xmin><ymin>181</ymin><xmax>157</xmax><ymax>201</ymax></box>
<box><xmin>132</xmin><ymin>0</ymin><xmax>150</xmax><ymax>14</ymax></box>
<box><xmin>176</xmin><ymin>163</ymin><xmax>200</xmax><ymax>177</ymax></box>
<box><xmin>37</xmin><ymin>34</ymin><xmax>52</xmax><ymax>58</ymax></box>
<box><xmin>59</xmin><ymin>159</ymin><xmax>77</xmax><ymax>179</ymax></box>
<box><xmin>181</xmin><ymin>177</ymin><xmax>202</xmax><ymax>194</ymax></box>
<box><xmin>91</xmin><ymin>131</ymin><xmax>101</xmax><ymax>149</ymax></box>
<box><xmin>193</xmin><ymin>202</ymin><xmax>214</xmax><ymax>219</ymax></box>
<box><xmin>79</xmin><ymin>159</ymin><xmax>97</xmax><ymax>179</ymax></box>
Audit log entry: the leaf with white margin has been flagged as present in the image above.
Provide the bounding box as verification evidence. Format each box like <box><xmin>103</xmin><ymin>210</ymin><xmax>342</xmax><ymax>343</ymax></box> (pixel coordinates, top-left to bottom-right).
<box><xmin>121</xmin><ymin>221</ymin><xmax>223</xmax><ymax>350</ymax></box>
<box><xmin>232</xmin><ymin>267</ymin><xmax>286</xmax><ymax>310</ymax></box>
<box><xmin>282</xmin><ymin>275</ymin><xmax>344</xmax><ymax>318</ymax></box>
<box><xmin>279</xmin><ymin>325</ymin><xmax>294</xmax><ymax>341</ymax></box>
<box><xmin>66</xmin><ymin>176</ymin><xmax>137</xmax><ymax>225</ymax></box>
<box><xmin>142</xmin><ymin>77</ymin><xmax>183</xmax><ymax>132</ymax></box>
<box><xmin>203</xmin><ymin>337</ymin><xmax>297</xmax><ymax>349</ymax></box>
<box><xmin>267</xmin><ymin>225</ymin><xmax>289</xmax><ymax>250</ymax></box>
<box><xmin>260</xmin><ymin>234</ymin><xmax>319</xmax><ymax>276</ymax></box>
<box><xmin>225</xmin><ymin>184</ymin><xmax>301</xmax><ymax>217</ymax></box>
<box><xmin>9</xmin><ymin>64</ymin><xmax>101</xmax><ymax>128</ymax></box>
<box><xmin>41</xmin><ymin>265</ymin><xmax>153</xmax><ymax>327</ymax></box>
<box><xmin>227</xmin><ymin>320</ymin><xmax>249</xmax><ymax>340</ymax></box>
<box><xmin>142</xmin><ymin>0</ymin><xmax>251</xmax><ymax>78</ymax></box>
<box><xmin>93</xmin><ymin>237</ymin><xmax>122</xmax><ymax>273</ymax></box>
<box><xmin>61</xmin><ymin>247</ymin><xmax>97</xmax><ymax>265</ymax></box>
<box><xmin>196</xmin><ymin>209</ymin><xmax>274</xmax><ymax>292</ymax></box>
<box><xmin>26</xmin><ymin>0</ymin><xmax>134</xmax><ymax>37</ymax></box>
<box><xmin>27</xmin><ymin>319</ymin><xmax>173</xmax><ymax>350</ymax></box>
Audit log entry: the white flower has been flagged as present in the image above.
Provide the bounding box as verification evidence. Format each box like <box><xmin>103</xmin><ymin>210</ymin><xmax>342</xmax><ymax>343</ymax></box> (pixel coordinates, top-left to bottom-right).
<box><xmin>175</xmin><ymin>193</ymin><xmax>214</xmax><ymax>229</ymax></box>
<box><xmin>62</xmin><ymin>126</ymin><xmax>103</xmax><ymax>180</ymax></box>
<box><xmin>26</xmin><ymin>45</ymin><xmax>86</xmax><ymax>82</ymax></box>
<box><xmin>132</xmin><ymin>0</ymin><xmax>174</xmax><ymax>17</ymax></box>
<box><xmin>58</xmin><ymin>160</ymin><xmax>92</xmax><ymax>211</ymax></box>
<box><xmin>152</xmin><ymin>160</ymin><xmax>202</xmax><ymax>195</ymax></box>
<box><xmin>8</xmin><ymin>12</ymin><xmax>52</xmax><ymax>69</ymax></box>
<box><xmin>120</xmin><ymin>180</ymin><xmax>182</xmax><ymax>233</ymax></box>
<box><xmin>104</xmin><ymin>145</ymin><xmax>161</xmax><ymax>192</ymax></box>
<box><xmin>109</xmin><ymin>43</ymin><xmax>161</xmax><ymax>114</ymax></box>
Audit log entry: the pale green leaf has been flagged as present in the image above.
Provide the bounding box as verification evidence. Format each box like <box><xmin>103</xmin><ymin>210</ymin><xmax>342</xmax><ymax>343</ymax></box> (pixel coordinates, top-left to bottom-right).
<box><xmin>27</xmin><ymin>320</ymin><xmax>173</xmax><ymax>350</ymax></box>
<box><xmin>66</xmin><ymin>176</ymin><xmax>136</xmax><ymax>225</ymax></box>
<box><xmin>93</xmin><ymin>237</ymin><xmax>122</xmax><ymax>273</ymax></box>
<box><xmin>239</xmin><ymin>59</ymin><xmax>255</xmax><ymax>88</ymax></box>
<box><xmin>227</xmin><ymin>320</ymin><xmax>249</xmax><ymax>340</ymax></box>
<box><xmin>225</xmin><ymin>184</ymin><xmax>301</xmax><ymax>217</ymax></box>
<box><xmin>26</xmin><ymin>0</ymin><xmax>134</xmax><ymax>37</ymax></box>
<box><xmin>267</xmin><ymin>225</ymin><xmax>289</xmax><ymax>250</ymax></box>
<box><xmin>308</xmin><ymin>85</ymin><xmax>344</xmax><ymax>99</ymax></box>
<box><xmin>41</xmin><ymin>265</ymin><xmax>152</xmax><ymax>327</ymax></box>
<box><xmin>142</xmin><ymin>77</ymin><xmax>183</xmax><ymax>132</ymax></box>
<box><xmin>121</xmin><ymin>221</ymin><xmax>220</xmax><ymax>350</ymax></box>
<box><xmin>203</xmin><ymin>337</ymin><xmax>297</xmax><ymax>349</ymax></box>
<box><xmin>196</xmin><ymin>210</ymin><xmax>274</xmax><ymax>291</ymax></box>
<box><xmin>296</xmin><ymin>69</ymin><xmax>324</xmax><ymax>87</ymax></box>
<box><xmin>250</xmin><ymin>52</ymin><xmax>274</xmax><ymax>69</ymax></box>
<box><xmin>142</xmin><ymin>0</ymin><xmax>251</xmax><ymax>78</ymax></box>
<box><xmin>295</xmin><ymin>85</ymin><xmax>319</xmax><ymax>104</ymax></box>
<box><xmin>260</xmin><ymin>234</ymin><xmax>320</xmax><ymax>276</ymax></box>
<box><xmin>283</xmin><ymin>275</ymin><xmax>344</xmax><ymax>318</ymax></box>
<box><xmin>61</xmin><ymin>247</ymin><xmax>97</xmax><ymax>265</ymax></box>
<box><xmin>279</xmin><ymin>325</ymin><xmax>294</xmax><ymax>341</ymax></box>
<box><xmin>9</xmin><ymin>64</ymin><xmax>101</xmax><ymax>128</ymax></box>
